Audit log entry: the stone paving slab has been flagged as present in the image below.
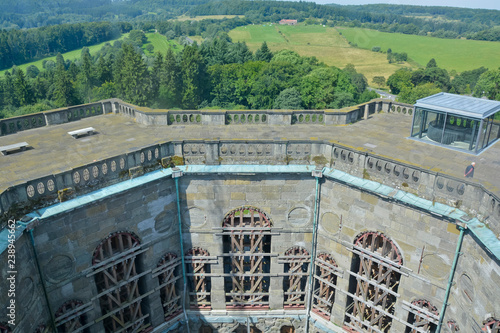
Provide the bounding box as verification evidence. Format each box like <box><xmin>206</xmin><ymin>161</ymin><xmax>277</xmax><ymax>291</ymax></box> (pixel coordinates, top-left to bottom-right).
<box><xmin>0</xmin><ymin>112</ymin><xmax>498</xmax><ymax>195</ymax></box>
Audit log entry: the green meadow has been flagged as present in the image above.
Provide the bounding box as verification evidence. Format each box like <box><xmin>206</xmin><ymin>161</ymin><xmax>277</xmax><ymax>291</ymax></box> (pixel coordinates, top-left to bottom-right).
<box><xmin>143</xmin><ymin>33</ymin><xmax>182</xmax><ymax>55</ymax></box>
<box><xmin>1</xmin><ymin>32</ymin><xmax>182</xmax><ymax>76</ymax></box>
<box><xmin>0</xmin><ymin>34</ymin><xmax>129</xmax><ymax>76</ymax></box>
<box><xmin>337</xmin><ymin>27</ymin><xmax>500</xmax><ymax>73</ymax></box>
<box><xmin>229</xmin><ymin>24</ymin><xmax>408</xmax><ymax>85</ymax></box>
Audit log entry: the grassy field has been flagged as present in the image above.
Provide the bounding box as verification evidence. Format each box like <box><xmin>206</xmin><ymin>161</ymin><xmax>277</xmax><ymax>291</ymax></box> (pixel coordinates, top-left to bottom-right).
<box><xmin>175</xmin><ymin>15</ymin><xmax>243</xmax><ymax>21</ymax></box>
<box><xmin>337</xmin><ymin>27</ymin><xmax>500</xmax><ymax>73</ymax></box>
<box><xmin>228</xmin><ymin>24</ymin><xmax>409</xmax><ymax>85</ymax></box>
<box><xmin>0</xmin><ymin>32</ymin><xmax>184</xmax><ymax>76</ymax></box>
<box><xmin>143</xmin><ymin>33</ymin><xmax>182</xmax><ymax>55</ymax></box>
<box><xmin>0</xmin><ymin>34</ymin><xmax>129</xmax><ymax>76</ymax></box>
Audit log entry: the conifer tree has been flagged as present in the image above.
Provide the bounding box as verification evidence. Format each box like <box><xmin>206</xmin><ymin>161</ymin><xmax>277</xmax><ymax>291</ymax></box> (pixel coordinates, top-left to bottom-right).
<box><xmin>160</xmin><ymin>47</ymin><xmax>181</xmax><ymax>108</ymax></box>
<box><xmin>53</xmin><ymin>55</ymin><xmax>79</xmax><ymax>107</ymax></box>
<box><xmin>114</xmin><ymin>43</ymin><xmax>150</xmax><ymax>106</ymax></box>
<box><xmin>14</xmin><ymin>68</ymin><xmax>32</xmax><ymax>106</ymax></box>
<box><xmin>181</xmin><ymin>45</ymin><xmax>206</xmax><ymax>109</ymax></box>
<box><xmin>254</xmin><ymin>41</ymin><xmax>273</xmax><ymax>62</ymax></box>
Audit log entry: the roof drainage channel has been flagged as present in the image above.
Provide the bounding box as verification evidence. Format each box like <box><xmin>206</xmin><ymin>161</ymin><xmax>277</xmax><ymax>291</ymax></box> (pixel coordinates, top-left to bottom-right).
<box><xmin>1</xmin><ymin>164</ymin><xmax>498</xmax><ymax>261</ymax></box>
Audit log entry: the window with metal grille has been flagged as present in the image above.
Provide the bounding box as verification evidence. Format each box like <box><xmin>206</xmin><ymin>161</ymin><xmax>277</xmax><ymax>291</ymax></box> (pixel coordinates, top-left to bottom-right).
<box><xmin>312</xmin><ymin>253</ymin><xmax>339</xmax><ymax>320</ymax></box>
<box><xmin>283</xmin><ymin>246</ymin><xmax>310</xmax><ymax>309</ymax></box>
<box><xmin>222</xmin><ymin>207</ymin><xmax>272</xmax><ymax>309</ymax></box>
<box><xmin>186</xmin><ymin>247</ymin><xmax>211</xmax><ymax>309</ymax></box>
<box><xmin>91</xmin><ymin>231</ymin><xmax>149</xmax><ymax>332</ymax></box>
<box><xmin>155</xmin><ymin>253</ymin><xmax>182</xmax><ymax>321</ymax></box>
<box><xmin>54</xmin><ymin>299</ymin><xmax>91</xmax><ymax>332</ymax></box>
<box><xmin>345</xmin><ymin>231</ymin><xmax>403</xmax><ymax>333</ymax></box>
<box><xmin>404</xmin><ymin>299</ymin><xmax>439</xmax><ymax>333</ymax></box>
<box><xmin>281</xmin><ymin>326</ymin><xmax>296</xmax><ymax>333</ymax></box>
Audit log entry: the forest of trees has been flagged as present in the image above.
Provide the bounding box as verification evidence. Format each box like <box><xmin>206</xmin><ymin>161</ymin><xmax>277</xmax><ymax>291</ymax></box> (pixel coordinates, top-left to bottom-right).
<box><xmin>2</xmin><ymin>0</ymin><xmax>500</xmax><ymax>41</ymax></box>
<box><xmin>0</xmin><ymin>16</ymin><xmax>252</xmax><ymax>71</ymax></box>
<box><xmin>189</xmin><ymin>1</ymin><xmax>500</xmax><ymax>41</ymax></box>
<box><xmin>386</xmin><ymin>59</ymin><xmax>499</xmax><ymax>104</ymax></box>
<box><xmin>0</xmin><ymin>0</ymin><xmax>499</xmax><ymax>119</ymax></box>
<box><xmin>0</xmin><ymin>38</ymin><xmax>380</xmax><ymax>119</ymax></box>
<box><xmin>0</xmin><ymin>0</ymin><xmax>213</xmax><ymax>29</ymax></box>
<box><xmin>0</xmin><ymin>22</ymin><xmax>132</xmax><ymax>71</ymax></box>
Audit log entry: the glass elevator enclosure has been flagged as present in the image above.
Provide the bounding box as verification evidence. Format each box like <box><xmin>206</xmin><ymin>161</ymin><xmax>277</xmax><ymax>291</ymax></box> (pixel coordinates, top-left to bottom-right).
<box><xmin>411</xmin><ymin>93</ymin><xmax>500</xmax><ymax>154</ymax></box>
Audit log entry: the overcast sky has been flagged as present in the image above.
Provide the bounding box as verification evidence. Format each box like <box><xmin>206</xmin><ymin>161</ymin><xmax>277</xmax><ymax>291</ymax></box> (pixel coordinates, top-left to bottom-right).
<box><xmin>310</xmin><ymin>0</ymin><xmax>500</xmax><ymax>11</ymax></box>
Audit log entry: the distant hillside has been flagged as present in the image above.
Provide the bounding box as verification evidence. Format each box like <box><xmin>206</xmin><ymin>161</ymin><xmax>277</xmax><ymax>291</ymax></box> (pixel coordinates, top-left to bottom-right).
<box><xmin>0</xmin><ymin>0</ymin><xmax>213</xmax><ymax>29</ymax></box>
<box><xmin>189</xmin><ymin>0</ymin><xmax>500</xmax><ymax>41</ymax></box>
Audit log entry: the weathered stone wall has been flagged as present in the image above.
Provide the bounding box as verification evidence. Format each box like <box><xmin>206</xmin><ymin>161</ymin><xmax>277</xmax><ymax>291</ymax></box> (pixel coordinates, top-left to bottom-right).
<box><xmin>446</xmin><ymin>234</ymin><xmax>500</xmax><ymax>332</ymax></box>
<box><xmin>318</xmin><ymin>178</ymin><xmax>460</xmax><ymax>330</ymax></box>
<box><xmin>2</xmin><ymin>170</ymin><xmax>499</xmax><ymax>332</ymax></box>
<box><xmin>0</xmin><ymin>230</ymin><xmax>49</xmax><ymax>332</ymax></box>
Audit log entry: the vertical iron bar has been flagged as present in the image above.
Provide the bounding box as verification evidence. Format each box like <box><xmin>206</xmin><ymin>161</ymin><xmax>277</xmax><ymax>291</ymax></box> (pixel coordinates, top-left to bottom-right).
<box><xmin>306</xmin><ymin>173</ymin><xmax>321</xmax><ymax>333</ymax></box>
<box><xmin>436</xmin><ymin>225</ymin><xmax>465</xmax><ymax>333</ymax></box>
<box><xmin>174</xmin><ymin>176</ymin><xmax>190</xmax><ymax>333</ymax></box>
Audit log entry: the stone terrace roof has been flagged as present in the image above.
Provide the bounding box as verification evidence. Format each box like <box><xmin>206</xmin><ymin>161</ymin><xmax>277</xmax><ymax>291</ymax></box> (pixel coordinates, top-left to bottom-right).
<box><xmin>1</xmin><ymin>111</ymin><xmax>499</xmax><ymax>196</ymax></box>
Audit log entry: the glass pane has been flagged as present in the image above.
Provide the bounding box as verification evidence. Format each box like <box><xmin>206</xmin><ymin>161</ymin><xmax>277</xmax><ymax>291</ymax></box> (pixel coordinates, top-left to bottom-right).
<box><xmin>487</xmin><ymin>113</ymin><xmax>500</xmax><ymax>146</ymax></box>
<box><xmin>411</xmin><ymin>108</ymin><xmax>423</xmax><ymax>137</ymax></box>
<box><xmin>422</xmin><ymin>110</ymin><xmax>445</xmax><ymax>143</ymax></box>
<box><xmin>442</xmin><ymin>115</ymin><xmax>481</xmax><ymax>151</ymax></box>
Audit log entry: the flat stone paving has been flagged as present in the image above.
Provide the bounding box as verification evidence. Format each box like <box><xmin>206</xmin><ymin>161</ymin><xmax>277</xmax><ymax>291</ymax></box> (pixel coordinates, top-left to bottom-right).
<box><xmin>1</xmin><ymin>112</ymin><xmax>499</xmax><ymax>195</ymax></box>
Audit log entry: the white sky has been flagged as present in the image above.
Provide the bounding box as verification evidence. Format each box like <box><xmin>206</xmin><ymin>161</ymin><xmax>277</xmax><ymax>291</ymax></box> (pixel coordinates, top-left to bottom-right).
<box><xmin>310</xmin><ymin>0</ymin><xmax>500</xmax><ymax>11</ymax></box>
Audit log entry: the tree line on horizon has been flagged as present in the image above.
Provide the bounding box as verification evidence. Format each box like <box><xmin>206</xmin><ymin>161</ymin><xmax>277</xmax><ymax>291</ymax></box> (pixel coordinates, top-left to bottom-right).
<box><xmin>0</xmin><ymin>37</ymin><xmax>382</xmax><ymax>119</ymax></box>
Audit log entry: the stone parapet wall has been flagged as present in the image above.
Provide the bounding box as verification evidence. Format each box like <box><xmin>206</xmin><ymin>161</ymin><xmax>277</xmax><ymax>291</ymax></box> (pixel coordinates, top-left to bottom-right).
<box><xmin>2</xmin><ymin>137</ymin><xmax>498</xmax><ymax>237</ymax></box>
<box><xmin>0</xmin><ymin>102</ymin><xmax>111</xmax><ymax>136</ymax></box>
<box><xmin>0</xmin><ymin>98</ymin><xmax>414</xmax><ymax>136</ymax></box>
<box><xmin>118</xmin><ymin>98</ymin><xmax>414</xmax><ymax>126</ymax></box>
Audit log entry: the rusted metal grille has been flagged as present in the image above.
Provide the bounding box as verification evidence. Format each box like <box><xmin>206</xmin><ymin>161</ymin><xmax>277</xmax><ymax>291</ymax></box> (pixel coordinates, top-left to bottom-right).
<box><xmin>156</xmin><ymin>253</ymin><xmax>182</xmax><ymax>321</ymax></box>
<box><xmin>92</xmin><ymin>231</ymin><xmax>149</xmax><ymax>333</ymax></box>
<box><xmin>281</xmin><ymin>325</ymin><xmax>296</xmax><ymax>333</ymax></box>
<box><xmin>186</xmin><ymin>247</ymin><xmax>211</xmax><ymax>309</ymax></box>
<box><xmin>483</xmin><ymin>317</ymin><xmax>500</xmax><ymax>333</ymax></box>
<box><xmin>405</xmin><ymin>299</ymin><xmax>438</xmax><ymax>333</ymax></box>
<box><xmin>347</xmin><ymin>231</ymin><xmax>403</xmax><ymax>333</ymax></box>
<box><xmin>54</xmin><ymin>299</ymin><xmax>89</xmax><ymax>332</ymax></box>
<box><xmin>312</xmin><ymin>253</ymin><xmax>338</xmax><ymax>319</ymax></box>
<box><xmin>222</xmin><ymin>207</ymin><xmax>272</xmax><ymax>309</ymax></box>
<box><xmin>283</xmin><ymin>246</ymin><xmax>310</xmax><ymax>309</ymax></box>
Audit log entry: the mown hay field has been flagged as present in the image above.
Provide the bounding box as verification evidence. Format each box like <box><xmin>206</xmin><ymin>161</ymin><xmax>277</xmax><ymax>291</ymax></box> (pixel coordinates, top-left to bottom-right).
<box><xmin>228</xmin><ymin>24</ymin><xmax>409</xmax><ymax>84</ymax></box>
<box><xmin>337</xmin><ymin>27</ymin><xmax>500</xmax><ymax>73</ymax></box>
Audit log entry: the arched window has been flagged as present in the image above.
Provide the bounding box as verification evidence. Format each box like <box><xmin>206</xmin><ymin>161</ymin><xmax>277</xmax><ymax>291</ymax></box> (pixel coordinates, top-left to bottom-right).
<box><xmin>156</xmin><ymin>253</ymin><xmax>182</xmax><ymax>320</ymax></box>
<box><xmin>54</xmin><ymin>299</ymin><xmax>89</xmax><ymax>332</ymax></box>
<box><xmin>312</xmin><ymin>253</ymin><xmax>339</xmax><ymax>320</ymax></box>
<box><xmin>186</xmin><ymin>247</ymin><xmax>211</xmax><ymax>309</ymax></box>
<box><xmin>345</xmin><ymin>231</ymin><xmax>403</xmax><ymax>333</ymax></box>
<box><xmin>281</xmin><ymin>326</ymin><xmax>295</xmax><ymax>333</ymax></box>
<box><xmin>91</xmin><ymin>231</ymin><xmax>148</xmax><ymax>332</ymax></box>
<box><xmin>222</xmin><ymin>207</ymin><xmax>272</xmax><ymax>309</ymax></box>
<box><xmin>283</xmin><ymin>246</ymin><xmax>310</xmax><ymax>309</ymax></box>
<box><xmin>404</xmin><ymin>299</ymin><xmax>439</xmax><ymax>333</ymax></box>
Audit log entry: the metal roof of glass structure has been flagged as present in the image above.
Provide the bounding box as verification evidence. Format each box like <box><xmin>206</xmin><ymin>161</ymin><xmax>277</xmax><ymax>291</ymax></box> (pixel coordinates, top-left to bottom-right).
<box><xmin>415</xmin><ymin>92</ymin><xmax>500</xmax><ymax>119</ymax></box>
